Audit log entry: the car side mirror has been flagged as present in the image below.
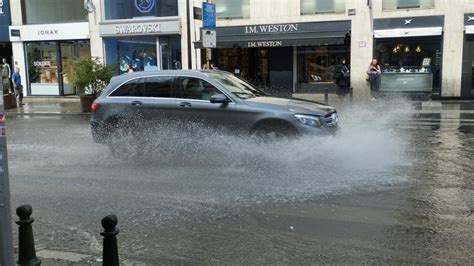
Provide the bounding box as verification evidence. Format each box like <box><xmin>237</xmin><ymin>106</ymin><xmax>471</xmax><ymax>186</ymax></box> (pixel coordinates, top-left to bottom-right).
<box><xmin>210</xmin><ymin>94</ymin><xmax>230</xmax><ymax>104</ymax></box>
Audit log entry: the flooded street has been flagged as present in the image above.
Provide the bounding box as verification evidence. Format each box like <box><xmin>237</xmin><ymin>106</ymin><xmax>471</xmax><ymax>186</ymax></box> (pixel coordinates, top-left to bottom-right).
<box><xmin>5</xmin><ymin>101</ymin><xmax>474</xmax><ymax>264</ymax></box>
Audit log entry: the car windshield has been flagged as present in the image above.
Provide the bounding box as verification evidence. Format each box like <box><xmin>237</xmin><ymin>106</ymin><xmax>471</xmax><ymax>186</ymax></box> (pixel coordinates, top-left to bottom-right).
<box><xmin>207</xmin><ymin>72</ymin><xmax>266</xmax><ymax>99</ymax></box>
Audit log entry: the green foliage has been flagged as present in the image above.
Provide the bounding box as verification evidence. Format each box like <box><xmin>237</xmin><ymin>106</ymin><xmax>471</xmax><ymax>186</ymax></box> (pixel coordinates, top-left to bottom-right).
<box><xmin>65</xmin><ymin>57</ymin><xmax>114</xmax><ymax>96</ymax></box>
<box><xmin>27</xmin><ymin>52</ymin><xmax>41</xmax><ymax>83</ymax></box>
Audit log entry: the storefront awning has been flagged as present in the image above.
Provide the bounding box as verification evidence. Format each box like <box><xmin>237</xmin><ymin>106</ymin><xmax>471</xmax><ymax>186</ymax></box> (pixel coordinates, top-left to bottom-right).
<box><xmin>194</xmin><ymin>31</ymin><xmax>348</xmax><ymax>49</ymax></box>
<box><xmin>374</xmin><ymin>27</ymin><xmax>443</xmax><ymax>38</ymax></box>
<box><xmin>466</xmin><ymin>25</ymin><xmax>474</xmax><ymax>34</ymax></box>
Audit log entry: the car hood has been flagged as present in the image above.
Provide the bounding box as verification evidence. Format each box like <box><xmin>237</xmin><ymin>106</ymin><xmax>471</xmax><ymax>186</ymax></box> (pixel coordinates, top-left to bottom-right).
<box><xmin>244</xmin><ymin>96</ymin><xmax>335</xmax><ymax>116</ymax></box>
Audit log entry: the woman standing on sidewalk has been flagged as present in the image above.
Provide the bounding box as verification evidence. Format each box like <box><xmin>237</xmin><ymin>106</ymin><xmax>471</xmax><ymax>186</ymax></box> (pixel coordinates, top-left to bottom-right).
<box><xmin>367</xmin><ymin>59</ymin><xmax>381</xmax><ymax>100</ymax></box>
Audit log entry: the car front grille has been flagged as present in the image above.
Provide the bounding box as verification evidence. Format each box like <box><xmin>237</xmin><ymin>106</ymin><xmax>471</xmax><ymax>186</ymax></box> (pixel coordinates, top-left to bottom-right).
<box><xmin>325</xmin><ymin>112</ymin><xmax>339</xmax><ymax>128</ymax></box>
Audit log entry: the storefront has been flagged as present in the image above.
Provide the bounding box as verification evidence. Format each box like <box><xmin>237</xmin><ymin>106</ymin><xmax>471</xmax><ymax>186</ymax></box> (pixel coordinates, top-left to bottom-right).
<box><xmin>373</xmin><ymin>16</ymin><xmax>444</xmax><ymax>97</ymax></box>
<box><xmin>462</xmin><ymin>14</ymin><xmax>474</xmax><ymax>99</ymax></box>
<box><xmin>0</xmin><ymin>0</ymin><xmax>12</xmax><ymax>88</ymax></box>
<box><xmin>9</xmin><ymin>23</ymin><xmax>91</xmax><ymax>96</ymax></box>
<box><xmin>9</xmin><ymin>0</ymin><xmax>90</xmax><ymax>96</ymax></box>
<box><xmin>99</xmin><ymin>0</ymin><xmax>182</xmax><ymax>74</ymax></box>
<box><xmin>196</xmin><ymin>21</ymin><xmax>351</xmax><ymax>95</ymax></box>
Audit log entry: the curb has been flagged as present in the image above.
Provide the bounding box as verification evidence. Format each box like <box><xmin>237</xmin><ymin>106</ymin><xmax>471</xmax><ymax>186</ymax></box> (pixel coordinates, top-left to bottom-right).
<box><xmin>5</xmin><ymin>112</ymin><xmax>90</xmax><ymax>116</ymax></box>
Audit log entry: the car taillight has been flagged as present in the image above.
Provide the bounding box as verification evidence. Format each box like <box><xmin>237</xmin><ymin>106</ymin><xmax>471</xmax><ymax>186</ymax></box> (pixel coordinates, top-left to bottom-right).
<box><xmin>91</xmin><ymin>102</ymin><xmax>101</xmax><ymax>112</ymax></box>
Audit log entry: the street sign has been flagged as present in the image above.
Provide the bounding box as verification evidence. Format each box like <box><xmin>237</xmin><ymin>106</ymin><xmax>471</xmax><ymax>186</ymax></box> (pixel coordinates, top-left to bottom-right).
<box><xmin>202</xmin><ymin>29</ymin><xmax>216</xmax><ymax>48</ymax></box>
<box><xmin>202</xmin><ymin>2</ymin><xmax>216</xmax><ymax>30</ymax></box>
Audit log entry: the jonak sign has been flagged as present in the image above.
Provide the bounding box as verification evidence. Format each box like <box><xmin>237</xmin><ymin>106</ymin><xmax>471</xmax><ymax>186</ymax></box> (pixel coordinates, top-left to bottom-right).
<box><xmin>114</xmin><ymin>23</ymin><xmax>161</xmax><ymax>34</ymax></box>
<box><xmin>245</xmin><ymin>24</ymin><xmax>298</xmax><ymax>34</ymax></box>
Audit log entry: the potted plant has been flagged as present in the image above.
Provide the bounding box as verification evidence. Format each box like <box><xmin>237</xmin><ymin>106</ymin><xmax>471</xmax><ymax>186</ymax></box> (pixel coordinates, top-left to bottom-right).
<box><xmin>1</xmin><ymin>65</ymin><xmax>17</xmax><ymax>109</ymax></box>
<box><xmin>65</xmin><ymin>57</ymin><xmax>114</xmax><ymax>112</ymax></box>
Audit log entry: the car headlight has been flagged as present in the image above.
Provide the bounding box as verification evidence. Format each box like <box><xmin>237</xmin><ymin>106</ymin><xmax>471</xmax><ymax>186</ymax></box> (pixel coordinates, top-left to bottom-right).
<box><xmin>294</xmin><ymin>114</ymin><xmax>322</xmax><ymax>128</ymax></box>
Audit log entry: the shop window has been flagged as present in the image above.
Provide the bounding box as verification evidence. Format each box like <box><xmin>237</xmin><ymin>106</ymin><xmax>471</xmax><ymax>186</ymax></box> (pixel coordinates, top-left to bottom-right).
<box><xmin>214</xmin><ymin>0</ymin><xmax>250</xmax><ymax>19</ymax></box>
<box><xmin>382</xmin><ymin>0</ymin><xmax>434</xmax><ymax>10</ymax></box>
<box><xmin>103</xmin><ymin>0</ymin><xmax>178</xmax><ymax>20</ymax></box>
<box><xmin>297</xmin><ymin>46</ymin><xmax>349</xmax><ymax>92</ymax></box>
<box><xmin>375</xmin><ymin>37</ymin><xmax>441</xmax><ymax>93</ymax></box>
<box><xmin>301</xmin><ymin>0</ymin><xmax>345</xmax><ymax>14</ymax></box>
<box><xmin>22</xmin><ymin>0</ymin><xmax>87</xmax><ymax>24</ymax></box>
<box><xmin>104</xmin><ymin>37</ymin><xmax>158</xmax><ymax>74</ymax></box>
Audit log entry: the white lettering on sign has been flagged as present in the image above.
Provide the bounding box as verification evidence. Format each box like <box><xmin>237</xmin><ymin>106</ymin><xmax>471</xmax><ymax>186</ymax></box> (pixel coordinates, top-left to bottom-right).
<box><xmin>33</xmin><ymin>61</ymin><xmax>51</xmax><ymax>67</ymax></box>
<box><xmin>245</xmin><ymin>24</ymin><xmax>298</xmax><ymax>34</ymax></box>
<box><xmin>0</xmin><ymin>0</ymin><xmax>4</xmax><ymax>15</ymax></box>
<box><xmin>248</xmin><ymin>41</ymin><xmax>283</xmax><ymax>48</ymax></box>
<box><xmin>37</xmin><ymin>29</ymin><xmax>59</xmax><ymax>36</ymax></box>
<box><xmin>114</xmin><ymin>23</ymin><xmax>161</xmax><ymax>34</ymax></box>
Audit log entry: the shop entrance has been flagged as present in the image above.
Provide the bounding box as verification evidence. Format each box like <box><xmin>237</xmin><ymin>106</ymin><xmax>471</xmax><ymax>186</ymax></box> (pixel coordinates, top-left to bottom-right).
<box><xmin>213</xmin><ymin>47</ymin><xmax>293</xmax><ymax>95</ymax></box>
<box><xmin>25</xmin><ymin>40</ymin><xmax>91</xmax><ymax>96</ymax></box>
<box><xmin>461</xmin><ymin>36</ymin><xmax>474</xmax><ymax>98</ymax></box>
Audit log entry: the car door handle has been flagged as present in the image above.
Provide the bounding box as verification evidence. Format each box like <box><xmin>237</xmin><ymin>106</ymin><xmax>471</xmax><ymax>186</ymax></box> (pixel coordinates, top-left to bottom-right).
<box><xmin>179</xmin><ymin>102</ymin><xmax>192</xmax><ymax>108</ymax></box>
<box><xmin>131</xmin><ymin>101</ymin><xmax>142</xmax><ymax>106</ymax></box>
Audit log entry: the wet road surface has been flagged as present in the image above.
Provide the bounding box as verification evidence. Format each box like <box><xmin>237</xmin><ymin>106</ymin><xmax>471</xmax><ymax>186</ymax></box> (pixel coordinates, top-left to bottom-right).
<box><xmin>5</xmin><ymin>101</ymin><xmax>474</xmax><ymax>264</ymax></box>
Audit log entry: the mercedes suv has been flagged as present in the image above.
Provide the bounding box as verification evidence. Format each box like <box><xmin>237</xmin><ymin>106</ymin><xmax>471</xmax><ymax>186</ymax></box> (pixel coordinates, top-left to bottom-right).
<box><xmin>91</xmin><ymin>70</ymin><xmax>339</xmax><ymax>154</ymax></box>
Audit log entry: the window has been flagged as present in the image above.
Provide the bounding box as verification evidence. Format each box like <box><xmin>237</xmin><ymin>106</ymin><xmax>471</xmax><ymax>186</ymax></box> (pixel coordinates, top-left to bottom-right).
<box><xmin>175</xmin><ymin>77</ymin><xmax>220</xmax><ymax>100</ymax></box>
<box><xmin>213</xmin><ymin>0</ymin><xmax>250</xmax><ymax>19</ymax></box>
<box><xmin>110</xmin><ymin>79</ymin><xmax>145</xmax><ymax>97</ymax></box>
<box><xmin>382</xmin><ymin>0</ymin><xmax>434</xmax><ymax>10</ymax></box>
<box><xmin>103</xmin><ymin>0</ymin><xmax>178</xmax><ymax>20</ymax></box>
<box><xmin>298</xmin><ymin>45</ymin><xmax>349</xmax><ymax>85</ymax></box>
<box><xmin>145</xmin><ymin>76</ymin><xmax>173</xmax><ymax>98</ymax></box>
<box><xmin>301</xmin><ymin>0</ymin><xmax>345</xmax><ymax>14</ymax></box>
<box><xmin>22</xmin><ymin>0</ymin><xmax>87</xmax><ymax>24</ymax></box>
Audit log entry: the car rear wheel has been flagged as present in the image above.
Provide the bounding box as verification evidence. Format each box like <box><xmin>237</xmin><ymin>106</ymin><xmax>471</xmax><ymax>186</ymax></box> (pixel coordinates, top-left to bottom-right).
<box><xmin>107</xmin><ymin>126</ymin><xmax>144</xmax><ymax>161</ymax></box>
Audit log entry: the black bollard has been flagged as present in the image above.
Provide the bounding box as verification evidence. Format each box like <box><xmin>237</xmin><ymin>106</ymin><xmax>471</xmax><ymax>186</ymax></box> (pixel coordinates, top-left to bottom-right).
<box><xmin>324</xmin><ymin>87</ymin><xmax>329</xmax><ymax>104</ymax></box>
<box><xmin>101</xmin><ymin>215</ymin><xmax>119</xmax><ymax>266</ymax></box>
<box><xmin>349</xmin><ymin>87</ymin><xmax>354</xmax><ymax>102</ymax></box>
<box><xmin>16</xmin><ymin>204</ymin><xmax>41</xmax><ymax>266</ymax></box>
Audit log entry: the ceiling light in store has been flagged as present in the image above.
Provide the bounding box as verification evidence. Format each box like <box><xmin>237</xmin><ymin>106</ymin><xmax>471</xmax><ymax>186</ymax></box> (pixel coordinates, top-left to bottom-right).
<box><xmin>416</xmin><ymin>45</ymin><xmax>421</xmax><ymax>53</ymax></box>
<box><xmin>405</xmin><ymin>46</ymin><xmax>410</xmax><ymax>53</ymax></box>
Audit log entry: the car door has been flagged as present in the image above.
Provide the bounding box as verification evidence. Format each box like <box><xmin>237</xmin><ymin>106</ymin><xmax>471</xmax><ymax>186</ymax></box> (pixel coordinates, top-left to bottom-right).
<box><xmin>173</xmin><ymin>76</ymin><xmax>237</xmax><ymax>133</ymax></box>
<box><xmin>107</xmin><ymin>77</ymin><xmax>146</xmax><ymax>127</ymax></box>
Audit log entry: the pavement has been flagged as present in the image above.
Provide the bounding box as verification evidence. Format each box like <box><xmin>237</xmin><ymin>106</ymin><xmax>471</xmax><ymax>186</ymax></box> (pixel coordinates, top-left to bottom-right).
<box><xmin>5</xmin><ymin>97</ymin><xmax>85</xmax><ymax>115</ymax></box>
<box><xmin>4</xmin><ymin>95</ymin><xmax>474</xmax><ymax>115</ymax></box>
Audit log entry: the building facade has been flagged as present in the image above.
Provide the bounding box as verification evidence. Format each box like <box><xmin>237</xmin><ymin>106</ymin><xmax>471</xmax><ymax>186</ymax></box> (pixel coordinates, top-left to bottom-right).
<box><xmin>8</xmin><ymin>0</ymin><xmax>189</xmax><ymax>97</ymax></box>
<box><xmin>6</xmin><ymin>0</ymin><xmax>474</xmax><ymax>99</ymax></box>
<box><xmin>190</xmin><ymin>0</ymin><xmax>474</xmax><ymax>99</ymax></box>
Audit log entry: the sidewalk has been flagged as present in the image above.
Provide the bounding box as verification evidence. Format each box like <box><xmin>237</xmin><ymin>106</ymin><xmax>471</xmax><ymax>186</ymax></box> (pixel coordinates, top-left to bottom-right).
<box><xmin>5</xmin><ymin>97</ymin><xmax>86</xmax><ymax>115</ymax></box>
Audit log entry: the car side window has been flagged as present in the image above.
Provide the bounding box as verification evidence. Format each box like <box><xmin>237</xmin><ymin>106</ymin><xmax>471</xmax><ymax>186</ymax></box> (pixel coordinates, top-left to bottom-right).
<box><xmin>175</xmin><ymin>77</ymin><xmax>221</xmax><ymax>100</ymax></box>
<box><xmin>145</xmin><ymin>76</ymin><xmax>173</xmax><ymax>98</ymax></box>
<box><xmin>109</xmin><ymin>78</ymin><xmax>145</xmax><ymax>97</ymax></box>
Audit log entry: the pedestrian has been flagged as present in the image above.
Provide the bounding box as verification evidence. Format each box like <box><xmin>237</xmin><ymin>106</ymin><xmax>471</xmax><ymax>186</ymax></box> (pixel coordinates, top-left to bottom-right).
<box><xmin>333</xmin><ymin>58</ymin><xmax>350</xmax><ymax>102</ymax></box>
<box><xmin>126</xmin><ymin>64</ymin><xmax>134</xmax><ymax>73</ymax></box>
<box><xmin>12</xmin><ymin>67</ymin><xmax>24</xmax><ymax>106</ymax></box>
<box><xmin>367</xmin><ymin>59</ymin><xmax>381</xmax><ymax>100</ymax></box>
<box><xmin>2</xmin><ymin>58</ymin><xmax>11</xmax><ymax>93</ymax></box>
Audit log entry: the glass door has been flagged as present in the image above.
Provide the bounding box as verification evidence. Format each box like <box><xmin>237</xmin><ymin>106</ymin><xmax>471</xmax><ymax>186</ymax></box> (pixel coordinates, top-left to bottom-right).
<box><xmin>25</xmin><ymin>42</ymin><xmax>60</xmax><ymax>95</ymax></box>
<box><xmin>59</xmin><ymin>42</ymin><xmax>76</xmax><ymax>95</ymax></box>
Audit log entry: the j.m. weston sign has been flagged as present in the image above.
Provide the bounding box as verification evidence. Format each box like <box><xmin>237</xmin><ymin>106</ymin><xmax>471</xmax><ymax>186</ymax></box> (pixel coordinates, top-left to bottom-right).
<box><xmin>245</xmin><ymin>24</ymin><xmax>298</xmax><ymax>34</ymax></box>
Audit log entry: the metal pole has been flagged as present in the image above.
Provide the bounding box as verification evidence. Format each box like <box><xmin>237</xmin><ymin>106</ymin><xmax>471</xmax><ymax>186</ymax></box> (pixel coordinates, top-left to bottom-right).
<box><xmin>0</xmin><ymin>91</ymin><xmax>14</xmax><ymax>265</ymax></box>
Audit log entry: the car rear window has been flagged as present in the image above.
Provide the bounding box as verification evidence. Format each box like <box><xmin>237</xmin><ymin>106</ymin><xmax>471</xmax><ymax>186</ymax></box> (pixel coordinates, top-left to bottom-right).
<box><xmin>109</xmin><ymin>76</ymin><xmax>173</xmax><ymax>98</ymax></box>
<box><xmin>109</xmin><ymin>78</ymin><xmax>145</xmax><ymax>97</ymax></box>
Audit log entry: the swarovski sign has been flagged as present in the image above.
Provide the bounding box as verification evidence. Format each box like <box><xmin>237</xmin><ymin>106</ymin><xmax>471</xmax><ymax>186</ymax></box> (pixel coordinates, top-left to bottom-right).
<box><xmin>99</xmin><ymin>20</ymin><xmax>180</xmax><ymax>37</ymax></box>
<box><xmin>245</xmin><ymin>24</ymin><xmax>298</xmax><ymax>34</ymax></box>
<box><xmin>114</xmin><ymin>23</ymin><xmax>161</xmax><ymax>34</ymax></box>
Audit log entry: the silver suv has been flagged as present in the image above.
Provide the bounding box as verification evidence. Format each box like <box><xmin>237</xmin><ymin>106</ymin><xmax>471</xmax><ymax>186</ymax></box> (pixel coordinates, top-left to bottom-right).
<box><xmin>91</xmin><ymin>70</ymin><xmax>339</xmax><ymax>152</ymax></box>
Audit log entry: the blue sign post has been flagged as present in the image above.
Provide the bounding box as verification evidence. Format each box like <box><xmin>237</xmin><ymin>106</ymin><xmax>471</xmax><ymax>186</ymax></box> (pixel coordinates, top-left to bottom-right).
<box><xmin>202</xmin><ymin>2</ymin><xmax>216</xmax><ymax>30</ymax></box>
